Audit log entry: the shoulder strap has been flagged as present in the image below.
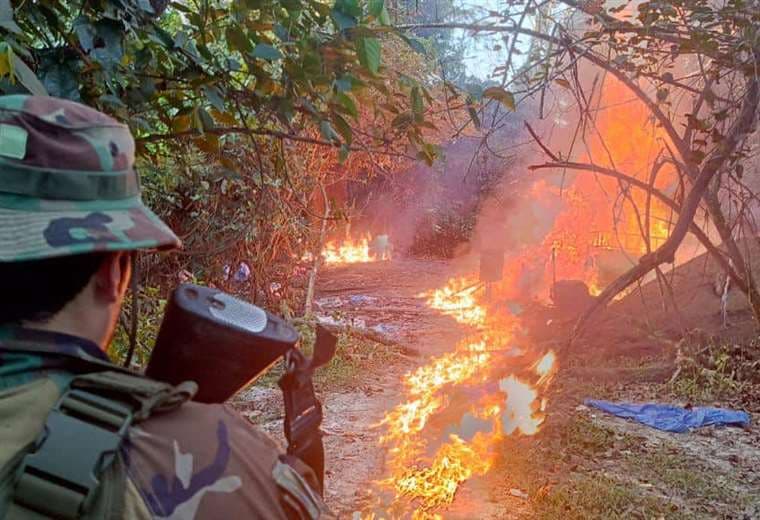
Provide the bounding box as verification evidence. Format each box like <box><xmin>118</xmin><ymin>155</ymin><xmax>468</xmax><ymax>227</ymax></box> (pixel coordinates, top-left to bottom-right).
<box><xmin>5</xmin><ymin>371</ymin><xmax>196</xmax><ymax>520</ymax></box>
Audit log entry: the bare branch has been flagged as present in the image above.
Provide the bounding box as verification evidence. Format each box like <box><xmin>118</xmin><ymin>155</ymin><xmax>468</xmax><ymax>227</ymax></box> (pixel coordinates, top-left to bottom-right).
<box><xmin>571</xmin><ymin>73</ymin><xmax>760</xmax><ymax>340</ymax></box>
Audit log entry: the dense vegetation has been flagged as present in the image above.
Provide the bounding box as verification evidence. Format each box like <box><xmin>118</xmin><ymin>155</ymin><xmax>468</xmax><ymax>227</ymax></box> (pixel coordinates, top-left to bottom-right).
<box><xmin>1</xmin><ymin>0</ymin><xmax>454</xmax><ymax>307</ymax></box>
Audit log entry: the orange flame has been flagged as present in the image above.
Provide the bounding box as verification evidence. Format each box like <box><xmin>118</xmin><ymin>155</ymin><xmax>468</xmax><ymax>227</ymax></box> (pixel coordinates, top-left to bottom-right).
<box><xmin>322</xmin><ymin>235</ymin><xmax>375</xmax><ymax>265</ymax></box>
<box><xmin>553</xmin><ymin>76</ymin><xmax>675</xmax><ymax>290</ymax></box>
<box><xmin>373</xmin><ymin>276</ymin><xmax>557</xmax><ymax>516</ymax></box>
<box><xmin>419</xmin><ymin>277</ymin><xmax>487</xmax><ymax>327</ymax></box>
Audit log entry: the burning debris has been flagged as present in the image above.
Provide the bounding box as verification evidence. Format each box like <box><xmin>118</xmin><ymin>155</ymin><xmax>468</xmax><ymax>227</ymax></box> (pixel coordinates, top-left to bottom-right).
<box><xmin>420</xmin><ymin>277</ymin><xmax>486</xmax><ymax>328</ymax></box>
<box><xmin>322</xmin><ymin>234</ymin><xmax>393</xmax><ymax>265</ymax></box>
<box><xmin>365</xmin><ymin>276</ymin><xmax>557</xmax><ymax>517</ymax></box>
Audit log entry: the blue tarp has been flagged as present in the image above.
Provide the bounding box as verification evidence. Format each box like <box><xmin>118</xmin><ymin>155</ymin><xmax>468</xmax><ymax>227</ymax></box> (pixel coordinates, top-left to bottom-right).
<box><xmin>585</xmin><ymin>399</ymin><xmax>751</xmax><ymax>433</ymax></box>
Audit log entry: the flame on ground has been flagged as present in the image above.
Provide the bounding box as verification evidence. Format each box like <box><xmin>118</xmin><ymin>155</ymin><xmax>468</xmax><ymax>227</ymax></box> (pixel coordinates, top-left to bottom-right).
<box><xmin>323</xmin><ymin>235</ymin><xmax>373</xmax><ymax>264</ymax></box>
<box><xmin>371</xmin><ymin>277</ymin><xmax>558</xmax><ymax>517</ymax></box>
<box><xmin>419</xmin><ymin>277</ymin><xmax>487</xmax><ymax>327</ymax></box>
<box><xmin>322</xmin><ymin>235</ymin><xmax>390</xmax><ymax>265</ymax></box>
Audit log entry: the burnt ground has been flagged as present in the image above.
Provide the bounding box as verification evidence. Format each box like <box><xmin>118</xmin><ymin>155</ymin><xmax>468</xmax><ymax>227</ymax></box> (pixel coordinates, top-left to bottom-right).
<box><xmin>233</xmin><ymin>254</ymin><xmax>760</xmax><ymax>519</ymax></box>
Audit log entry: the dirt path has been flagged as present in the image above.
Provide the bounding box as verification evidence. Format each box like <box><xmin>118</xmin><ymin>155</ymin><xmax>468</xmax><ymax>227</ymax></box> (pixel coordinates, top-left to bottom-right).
<box><xmin>314</xmin><ymin>259</ymin><xmax>464</xmax><ymax>515</ymax></box>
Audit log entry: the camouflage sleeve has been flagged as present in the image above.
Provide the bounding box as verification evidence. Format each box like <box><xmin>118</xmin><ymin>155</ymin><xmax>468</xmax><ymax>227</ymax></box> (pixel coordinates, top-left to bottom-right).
<box><xmin>123</xmin><ymin>401</ymin><xmax>299</xmax><ymax>520</ymax></box>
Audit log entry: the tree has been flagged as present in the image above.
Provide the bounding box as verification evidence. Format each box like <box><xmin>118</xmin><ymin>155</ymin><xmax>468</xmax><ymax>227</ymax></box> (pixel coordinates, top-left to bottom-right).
<box><xmin>0</xmin><ymin>0</ymin><xmax>443</xmax><ymax>161</ymax></box>
<box><xmin>397</xmin><ymin>0</ymin><xmax>760</xmax><ymax>333</ymax></box>
<box><xmin>0</xmin><ymin>0</ymin><xmax>457</xmax><ymax>307</ymax></box>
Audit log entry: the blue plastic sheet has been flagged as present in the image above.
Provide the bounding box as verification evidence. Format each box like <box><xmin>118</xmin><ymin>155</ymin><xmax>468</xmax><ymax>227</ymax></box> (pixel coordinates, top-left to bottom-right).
<box><xmin>585</xmin><ymin>399</ymin><xmax>751</xmax><ymax>433</ymax></box>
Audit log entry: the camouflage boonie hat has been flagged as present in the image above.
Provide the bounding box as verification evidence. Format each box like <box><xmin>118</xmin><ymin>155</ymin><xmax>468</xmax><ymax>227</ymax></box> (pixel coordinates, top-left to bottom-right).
<box><xmin>0</xmin><ymin>95</ymin><xmax>180</xmax><ymax>261</ymax></box>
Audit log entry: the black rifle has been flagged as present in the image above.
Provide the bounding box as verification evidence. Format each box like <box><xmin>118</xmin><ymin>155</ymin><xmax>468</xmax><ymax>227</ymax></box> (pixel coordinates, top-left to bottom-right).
<box><xmin>145</xmin><ymin>284</ymin><xmax>336</xmax><ymax>493</ymax></box>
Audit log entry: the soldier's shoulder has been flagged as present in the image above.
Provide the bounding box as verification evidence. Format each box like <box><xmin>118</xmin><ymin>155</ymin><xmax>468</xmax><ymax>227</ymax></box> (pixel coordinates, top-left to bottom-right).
<box><xmin>124</xmin><ymin>401</ymin><xmax>290</xmax><ymax>519</ymax></box>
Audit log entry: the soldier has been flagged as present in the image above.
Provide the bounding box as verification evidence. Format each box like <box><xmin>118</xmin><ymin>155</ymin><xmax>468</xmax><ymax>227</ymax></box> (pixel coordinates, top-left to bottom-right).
<box><xmin>0</xmin><ymin>95</ymin><xmax>328</xmax><ymax>519</ymax></box>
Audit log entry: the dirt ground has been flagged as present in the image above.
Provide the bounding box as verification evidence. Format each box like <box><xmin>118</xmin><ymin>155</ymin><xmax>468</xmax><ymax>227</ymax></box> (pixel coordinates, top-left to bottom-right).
<box><xmin>234</xmin><ymin>255</ymin><xmax>760</xmax><ymax>519</ymax></box>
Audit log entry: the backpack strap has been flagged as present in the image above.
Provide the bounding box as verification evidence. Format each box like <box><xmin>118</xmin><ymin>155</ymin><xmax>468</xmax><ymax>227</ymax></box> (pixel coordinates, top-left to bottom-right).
<box><xmin>6</xmin><ymin>371</ymin><xmax>196</xmax><ymax>519</ymax></box>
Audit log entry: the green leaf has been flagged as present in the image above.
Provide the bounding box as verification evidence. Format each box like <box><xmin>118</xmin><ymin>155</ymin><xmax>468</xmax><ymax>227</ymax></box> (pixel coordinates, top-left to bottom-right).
<box><xmin>74</xmin><ymin>17</ymin><xmax>95</xmax><ymax>51</ymax></box>
<box><xmin>252</xmin><ymin>43</ymin><xmax>283</xmax><ymax>61</ymax></box>
<box><xmin>417</xmin><ymin>143</ymin><xmax>439</xmax><ymax>166</ymax></box>
<box><xmin>0</xmin><ymin>0</ymin><xmax>21</xmax><ymax>34</ymax></box>
<box><xmin>339</xmin><ymin>144</ymin><xmax>350</xmax><ymax>163</ymax></box>
<box><xmin>334</xmin><ymin>0</ymin><xmax>362</xmax><ymax>16</ymax></box>
<box><xmin>368</xmin><ymin>0</ymin><xmax>384</xmax><ymax>17</ymax></box>
<box><xmin>378</xmin><ymin>6</ymin><xmax>391</xmax><ymax>25</ymax></box>
<box><xmin>319</xmin><ymin>120</ymin><xmax>340</xmax><ymax>143</ymax></box>
<box><xmin>356</xmin><ymin>37</ymin><xmax>381</xmax><ymax>74</ymax></box>
<box><xmin>411</xmin><ymin>86</ymin><xmax>424</xmax><ymax>121</ymax></box>
<box><xmin>280</xmin><ymin>0</ymin><xmax>303</xmax><ymax>11</ymax></box>
<box><xmin>400</xmin><ymin>35</ymin><xmax>426</xmax><ymax>55</ymax></box>
<box><xmin>331</xmin><ymin>9</ymin><xmax>357</xmax><ymax>31</ymax></box>
<box><xmin>332</xmin><ymin>113</ymin><xmax>353</xmax><ymax>144</ymax></box>
<box><xmin>336</xmin><ymin>92</ymin><xmax>358</xmax><ymax>118</ymax></box>
<box><xmin>13</xmin><ymin>54</ymin><xmax>48</xmax><ymax>96</ymax></box>
<box><xmin>91</xmin><ymin>20</ymin><xmax>124</xmax><ymax>71</ymax></box>
<box><xmin>335</xmin><ymin>75</ymin><xmax>352</xmax><ymax>92</ymax></box>
<box><xmin>482</xmin><ymin>86</ymin><xmax>515</xmax><ymax>110</ymax></box>
<box><xmin>195</xmin><ymin>107</ymin><xmax>215</xmax><ymax>132</ymax></box>
<box><xmin>202</xmin><ymin>85</ymin><xmax>226</xmax><ymax>112</ymax></box>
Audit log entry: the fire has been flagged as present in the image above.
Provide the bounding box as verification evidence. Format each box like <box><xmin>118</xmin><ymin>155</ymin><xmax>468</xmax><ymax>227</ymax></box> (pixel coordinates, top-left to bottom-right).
<box><xmin>364</xmin><ymin>59</ymin><xmax>676</xmax><ymax>520</ymax></box>
<box><xmin>533</xmin><ymin>350</ymin><xmax>556</xmax><ymax>383</ymax></box>
<box><xmin>499</xmin><ymin>375</ymin><xmax>542</xmax><ymax>435</ymax></box>
<box><xmin>322</xmin><ymin>234</ymin><xmax>376</xmax><ymax>265</ymax></box>
<box><xmin>505</xmin><ymin>75</ymin><xmax>678</xmax><ymax>300</ymax></box>
<box><xmin>373</xmin><ymin>276</ymin><xmax>558</xmax><ymax>517</ymax></box>
<box><xmin>419</xmin><ymin>277</ymin><xmax>487</xmax><ymax>327</ymax></box>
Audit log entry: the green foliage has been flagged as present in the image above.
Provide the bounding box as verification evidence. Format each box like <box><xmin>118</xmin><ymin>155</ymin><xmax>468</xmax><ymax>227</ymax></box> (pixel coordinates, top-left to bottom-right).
<box><xmin>669</xmin><ymin>337</ymin><xmax>757</xmax><ymax>401</ymax></box>
<box><xmin>109</xmin><ymin>285</ymin><xmax>167</xmax><ymax>367</ymax></box>
<box><xmin>0</xmin><ymin>1</ymin><xmax>449</xmax><ymax>307</ymax></box>
<box><xmin>534</xmin><ymin>475</ymin><xmax>677</xmax><ymax>520</ymax></box>
<box><xmin>0</xmin><ymin>0</ymin><xmax>438</xmax><ymax>159</ymax></box>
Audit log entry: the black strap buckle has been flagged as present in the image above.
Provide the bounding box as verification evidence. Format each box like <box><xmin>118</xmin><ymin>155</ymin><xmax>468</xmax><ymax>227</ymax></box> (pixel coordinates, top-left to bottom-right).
<box><xmin>278</xmin><ymin>325</ymin><xmax>337</xmax><ymax>495</ymax></box>
<box><xmin>280</xmin><ymin>349</ymin><xmax>324</xmax><ymax>452</ymax></box>
<box><xmin>13</xmin><ymin>389</ymin><xmax>133</xmax><ymax>519</ymax></box>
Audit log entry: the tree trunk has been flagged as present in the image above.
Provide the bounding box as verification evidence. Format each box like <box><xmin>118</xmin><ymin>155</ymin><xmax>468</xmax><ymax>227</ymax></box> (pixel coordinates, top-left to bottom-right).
<box><xmin>304</xmin><ymin>182</ymin><xmax>330</xmax><ymax>318</ymax></box>
<box><xmin>703</xmin><ymin>190</ymin><xmax>760</xmax><ymax>324</ymax></box>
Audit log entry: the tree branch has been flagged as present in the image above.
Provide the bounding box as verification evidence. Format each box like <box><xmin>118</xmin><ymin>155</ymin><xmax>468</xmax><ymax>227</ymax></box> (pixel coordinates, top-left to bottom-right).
<box><xmin>570</xmin><ymin>73</ymin><xmax>760</xmax><ymax>341</ymax></box>
<box><xmin>528</xmin><ymin>161</ymin><xmax>744</xmax><ymax>294</ymax></box>
<box><xmin>136</xmin><ymin>127</ymin><xmax>413</xmax><ymax>158</ymax></box>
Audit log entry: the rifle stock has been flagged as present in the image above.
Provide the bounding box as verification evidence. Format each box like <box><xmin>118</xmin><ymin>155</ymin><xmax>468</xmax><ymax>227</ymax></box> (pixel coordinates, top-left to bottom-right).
<box><xmin>146</xmin><ymin>284</ymin><xmax>299</xmax><ymax>403</ymax></box>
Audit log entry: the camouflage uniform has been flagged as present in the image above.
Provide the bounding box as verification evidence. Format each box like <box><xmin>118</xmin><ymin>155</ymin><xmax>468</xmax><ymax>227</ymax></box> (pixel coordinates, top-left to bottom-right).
<box><xmin>0</xmin><ymin>96</ymin><xmax>325</xmax><ymax>519</ymax></box>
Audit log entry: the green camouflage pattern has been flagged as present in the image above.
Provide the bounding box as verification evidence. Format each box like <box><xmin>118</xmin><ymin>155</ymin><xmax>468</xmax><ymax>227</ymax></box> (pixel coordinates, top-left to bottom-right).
<box><xmin>0</xmin><ymin>328</ymin><xmax>325</xmax><ymax>519</ymax></box>
<box><xmin>0</xmin><ymin>95</ymin><xmax>179</xmax><ymax>261</ymax></box>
